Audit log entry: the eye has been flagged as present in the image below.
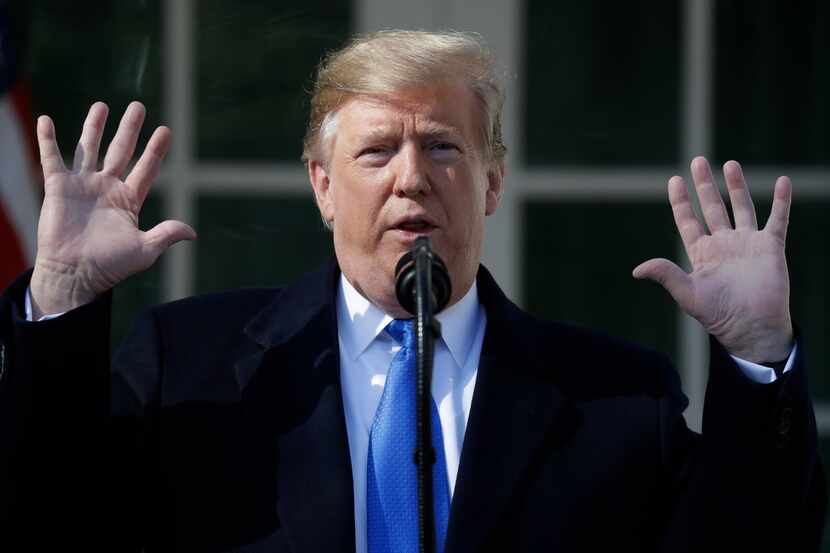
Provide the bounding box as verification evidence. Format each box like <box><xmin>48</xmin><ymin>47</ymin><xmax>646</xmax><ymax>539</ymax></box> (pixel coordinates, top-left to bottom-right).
<box><xmin>427</xmin><ymin>141</ymin><xmax>462</xmax><ymax>161</ymax></box>
<box><xmin>355</xmin><ymin>145</ymin><xmax>393</xmax><ymax>167</ymax></box>
<box><xmin>429</xmin><ymin>142</ymin><xmax>459</xmax><ymax>152</ymax></box>
<box><xmin>359</xmin><ymin>146</ymin><xmax>387</xmax><ymax>156</ymax></box>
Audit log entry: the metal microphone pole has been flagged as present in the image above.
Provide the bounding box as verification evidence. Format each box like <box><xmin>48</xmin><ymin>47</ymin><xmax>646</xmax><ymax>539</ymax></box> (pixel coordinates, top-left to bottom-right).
<box><xmin>414</xmin><ymin>239</ymin><xmax>436</xmax><ymax>553</ymax></box>
<box><xmin>395</xmin><ymin>236</ymin><xmax>451</xmax><ymax>553</ymax></box>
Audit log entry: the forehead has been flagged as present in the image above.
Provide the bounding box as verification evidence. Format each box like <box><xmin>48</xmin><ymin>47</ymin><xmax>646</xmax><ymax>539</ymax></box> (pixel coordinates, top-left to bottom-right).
<box><xmin>335</xmin><ymin>81</ymin><xmax>482</xmax><ymax>144</ymax></box>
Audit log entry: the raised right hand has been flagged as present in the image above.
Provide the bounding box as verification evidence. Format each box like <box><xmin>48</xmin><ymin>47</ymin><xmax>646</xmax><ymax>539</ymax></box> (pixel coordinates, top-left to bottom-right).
<box><xmin>29</xmin><ymin>101</ymin><xmax>196</xmax><ymax>319</ymax></box>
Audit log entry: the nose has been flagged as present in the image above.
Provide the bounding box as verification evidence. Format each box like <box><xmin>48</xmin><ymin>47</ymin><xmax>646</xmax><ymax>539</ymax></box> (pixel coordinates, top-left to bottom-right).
<box><xmin>392</xmin><ymin>143</ymin><xmax>431</xmax><ymax>197</ymax></box>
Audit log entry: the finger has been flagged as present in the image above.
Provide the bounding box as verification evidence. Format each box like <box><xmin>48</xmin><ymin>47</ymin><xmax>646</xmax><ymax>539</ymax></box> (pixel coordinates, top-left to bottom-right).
<box><xmin>126</xmin><ymin>126</ymin><xmax>171</xmax><ymax>206</ymax></box>
<box><xmin>764</xmin><ymin>176</ymin><xmax>792</xmax><ymax>242</ymax></box>
<box><xmin>72</xmin><ymin>102</ymin><xmax>109</xmax><ymax>172</ymax></box>
<box><xmin>723</xmin><ymin>160</ymin><xmax>757</xmax><ymax>230</ymax></box>
<box><xmin>691</xmin><ymin>156</ymin><xmax>731</xmax><ymax>232</ymax></box>
<box><xmin>102</xmin><ymin>101</ymin><xmax>146</xmax><ymax>177</ymax></box>
<box><xmin>142</xmin><ymin>220</ymin><xmax>197</xmax><ymax>262</ymax></box>
<box><xmin>632</xmin><ymin>258</ymin><xmax>694</xmax><ymax>312</ymax></box>
<box><xmin>36</xmin><ymin>115</ymin><xmax>67</xmax><ymax>180</ymax></box>
<box><xmin>668</xmin><ymin>176</ymin><xmax>705</xmax><ymax>253</ymax></box>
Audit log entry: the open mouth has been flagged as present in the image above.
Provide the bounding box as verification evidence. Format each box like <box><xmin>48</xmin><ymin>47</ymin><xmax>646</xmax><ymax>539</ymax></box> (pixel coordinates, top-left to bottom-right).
<box><xmin>390</xmin><ymin>217</ymin><xmax>439</xmax><ymax>238</ymax></box>
<box><xmin>396</xmin><ymin>220</ymin><xmax>436</xmax><ymax>233</ymax></box>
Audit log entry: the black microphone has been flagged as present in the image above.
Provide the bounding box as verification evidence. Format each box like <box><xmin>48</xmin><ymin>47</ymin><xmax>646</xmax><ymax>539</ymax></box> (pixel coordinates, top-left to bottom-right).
<box><xmin>394</xmin><ymin>237</ymin><xmax>452</xmax><ymax>315</ymax></box>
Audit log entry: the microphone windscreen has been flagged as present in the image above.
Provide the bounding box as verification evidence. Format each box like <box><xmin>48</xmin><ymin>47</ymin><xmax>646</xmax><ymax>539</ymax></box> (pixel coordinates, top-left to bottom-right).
<box><xmin>394</xmin><ymin>238</ymin><xmax>452</xmax><ymax>315</ymax></box>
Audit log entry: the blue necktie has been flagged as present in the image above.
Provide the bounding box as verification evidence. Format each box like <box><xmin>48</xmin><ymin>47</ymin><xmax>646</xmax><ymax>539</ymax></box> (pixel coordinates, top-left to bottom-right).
<box><xmin>367</xmin><ymin>319</ymin><xmax>450</xmax><ymax>553</ymax></box>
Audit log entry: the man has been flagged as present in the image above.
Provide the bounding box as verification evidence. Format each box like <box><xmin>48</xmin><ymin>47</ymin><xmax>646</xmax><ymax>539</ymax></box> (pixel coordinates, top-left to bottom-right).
<box><xmin>0</xmin><ymin>30</ymin><xmax>825</xmax><ymax>552</ymax></box>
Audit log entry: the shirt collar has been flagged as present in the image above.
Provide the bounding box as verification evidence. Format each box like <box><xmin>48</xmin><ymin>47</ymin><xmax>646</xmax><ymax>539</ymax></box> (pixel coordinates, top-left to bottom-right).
<box><xmin>336</xmin><ymin>273</ymin><xmax>481</xmax><ymax>368</ymax></box>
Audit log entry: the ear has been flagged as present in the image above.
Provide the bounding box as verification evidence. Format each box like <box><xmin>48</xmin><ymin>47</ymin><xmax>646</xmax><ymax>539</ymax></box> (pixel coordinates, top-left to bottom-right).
<box><xmin>484</xmin><ymin>160</ymin><xmax>505</xmax><ymax>216</ymax></box>
<box><xmin>308</xmin><ymin>159</ymin><xmax>335</xmax><ymax>225</ymax></box>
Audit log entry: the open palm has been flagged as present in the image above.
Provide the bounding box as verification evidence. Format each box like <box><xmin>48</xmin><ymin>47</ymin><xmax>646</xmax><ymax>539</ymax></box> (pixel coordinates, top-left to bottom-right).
<box><xmin>634</xmin><ymin>157</ymin><xmax>793</xmax><ymax>363</ymax></box>
<box><xmin>30</xmin><ymin>102</ymin><xmax>195</xmax><ymax>317</ymax></box>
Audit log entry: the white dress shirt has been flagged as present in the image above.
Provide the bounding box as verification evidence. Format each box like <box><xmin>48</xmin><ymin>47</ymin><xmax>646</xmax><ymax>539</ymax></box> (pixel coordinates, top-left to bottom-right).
<box><xmin>336</xmin><ymin>275</ymin><xmax>485</xmax><ymax>553</ymax></box>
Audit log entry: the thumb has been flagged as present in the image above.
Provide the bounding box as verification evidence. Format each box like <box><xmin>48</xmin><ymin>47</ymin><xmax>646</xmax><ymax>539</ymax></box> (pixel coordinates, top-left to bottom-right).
<box><xmin>632</xmin><ymin>258</ymin><xmax>693</xmax><ymax>311</ymax></box>
<box><xmin>142</xmin><ymin>219</ymin><xmax>197</xmax><ymax>261</ymax></box>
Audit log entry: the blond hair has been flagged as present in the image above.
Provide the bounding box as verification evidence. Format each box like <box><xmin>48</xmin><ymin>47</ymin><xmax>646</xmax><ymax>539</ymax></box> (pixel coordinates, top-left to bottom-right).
<box><xmin>302</xmin><ymin>30</ymin><xmax>506</xmax><ymax>165</ymax></box>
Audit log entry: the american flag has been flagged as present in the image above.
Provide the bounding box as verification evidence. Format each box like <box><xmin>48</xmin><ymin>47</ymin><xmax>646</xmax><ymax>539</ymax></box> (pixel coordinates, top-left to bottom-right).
<box><xmin>0</xmin><ymin>1</ymin><xmax>39</xmax><ymax>289</ymax></box>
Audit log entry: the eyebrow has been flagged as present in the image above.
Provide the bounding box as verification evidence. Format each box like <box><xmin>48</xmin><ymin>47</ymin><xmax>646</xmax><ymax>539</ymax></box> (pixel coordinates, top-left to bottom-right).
<box><xmin>356</xmin><ymin>124</ymin><xmax>465</xmax><ymax>144</ymax></box>
<box><xmin>420</xmin><ymin>125</ymin><xmax>464</xmax><ymax>141</ymax></box>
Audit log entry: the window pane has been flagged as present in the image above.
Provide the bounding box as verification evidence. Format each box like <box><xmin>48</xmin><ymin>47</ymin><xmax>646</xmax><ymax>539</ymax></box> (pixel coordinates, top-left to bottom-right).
<box><xmin>714</xmin><ymin>2</ymin><xmax>829</xmax><ymax>164</ymax></box>
<box><xmin>780</xmin><ymin>201</ymin><xmax>830</xmax><ymax>399</ymax></box>
<box><xmin>523</xmin><ymin>1</ymin><xmax>681</xmax><ymax>166</ymax></box>
<box><xmin>195</xmin><ymin>193</ymin><xmax>334</xmax><ymax>294</ymax></box>
<box><xmin>196</xmin><ymin>1</ymin><xmax>352</xmax><ymax>161</ymax></box>
<box><xmin>522</xmin><ymin>201</ymin><xmax>678</xmax><ymax>359</ymax></box>
<box><xmin>112</xmin><ymin>193</ymin><xmax>164</xmax><ymax>347</ymax></box>
<box><xmin>28</xmin><ymin>0</ymin><xmax>163</xmax><ymax>154</ymax></box>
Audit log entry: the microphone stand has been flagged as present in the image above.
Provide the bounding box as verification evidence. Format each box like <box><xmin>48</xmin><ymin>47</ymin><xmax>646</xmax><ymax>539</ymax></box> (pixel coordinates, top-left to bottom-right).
<box><xmin>395</xmin><ymin>237</ymin><xmax>451</xmax><ymax>553</ymax></box>
<box><xmin>414</xmin><ymin>239</ymin><xmax>439</xmax><ymax>553</ymax></box>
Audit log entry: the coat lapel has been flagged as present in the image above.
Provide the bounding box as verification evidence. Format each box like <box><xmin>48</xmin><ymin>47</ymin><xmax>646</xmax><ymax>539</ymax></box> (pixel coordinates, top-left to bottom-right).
<box><xmin>445</xmin><ymin>267</ymin><xmax>576</xmax><ymax>553</ymax></box>
<box><xmin>235</xmin><ymin>260</ymin><xmax>356</xmax><ymax>553</ymax></box>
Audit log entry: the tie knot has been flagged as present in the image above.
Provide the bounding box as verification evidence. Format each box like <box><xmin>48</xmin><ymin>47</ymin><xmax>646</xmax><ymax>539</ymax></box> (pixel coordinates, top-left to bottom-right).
<box><xmin>385</xmin><ymin>318</ymin><xmax>415</xmax><ymax>347</ymax></box>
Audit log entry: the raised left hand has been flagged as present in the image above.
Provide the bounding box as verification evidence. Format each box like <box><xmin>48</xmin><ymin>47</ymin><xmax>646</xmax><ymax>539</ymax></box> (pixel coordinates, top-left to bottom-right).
<box><xmin>633</xmin><ymin>156</ymin><xmax>793</xmax><ymax>363</ymax></box>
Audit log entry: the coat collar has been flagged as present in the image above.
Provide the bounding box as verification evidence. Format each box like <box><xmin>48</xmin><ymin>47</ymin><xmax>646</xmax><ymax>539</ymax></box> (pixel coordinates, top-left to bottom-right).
<box><xmin>243</xmin><ymin>258</ymin><xmax>341</xmax><ymax>350</ymax></box>
<box><xmin>234</xmin><ymin>257</ymin><xmax>341</xmax><ymax>399</ymax></box>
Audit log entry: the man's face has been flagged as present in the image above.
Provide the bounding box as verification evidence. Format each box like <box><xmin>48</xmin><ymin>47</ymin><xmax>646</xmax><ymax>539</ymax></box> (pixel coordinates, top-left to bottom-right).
<box><xmin>308</xmin><ymin>80</ymin><xmax>504</xmax><ymax>317</ymax></box>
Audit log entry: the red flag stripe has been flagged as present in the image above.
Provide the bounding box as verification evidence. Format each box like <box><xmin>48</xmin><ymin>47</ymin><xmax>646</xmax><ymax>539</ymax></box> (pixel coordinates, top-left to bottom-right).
<box><xmin>0</xmin><ymin>200</ymin><xmax>26</xmax><ymax>289</ymax></box>
<box><xmin>0</xmin><ymin>93</ymin><xmax>40</xmax><ymax>269</ymax></box>
<box><xmin>9</xmin><ymin>80</ymin><xmax>41</xmax><ymax>173</ymax></box>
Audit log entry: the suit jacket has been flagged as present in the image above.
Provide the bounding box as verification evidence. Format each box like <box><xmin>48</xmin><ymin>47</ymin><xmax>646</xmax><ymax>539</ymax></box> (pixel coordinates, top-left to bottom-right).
<box><xmin>0</xmin><ymin>260</ymin><xmax>825</xmax><ymax>552</ymax></box>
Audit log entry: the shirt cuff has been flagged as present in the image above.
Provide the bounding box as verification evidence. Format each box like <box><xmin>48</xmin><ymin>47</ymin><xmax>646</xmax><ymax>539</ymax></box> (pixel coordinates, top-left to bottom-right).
<box><xmin>730</xmin><ymin>342</ymin><xmax>798</xmax><ymax>384</ymax></box>
<box><xmin>25</xmin><ymin>285</ymin><xmax>68</xmax><ymax>322</ymax></box>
